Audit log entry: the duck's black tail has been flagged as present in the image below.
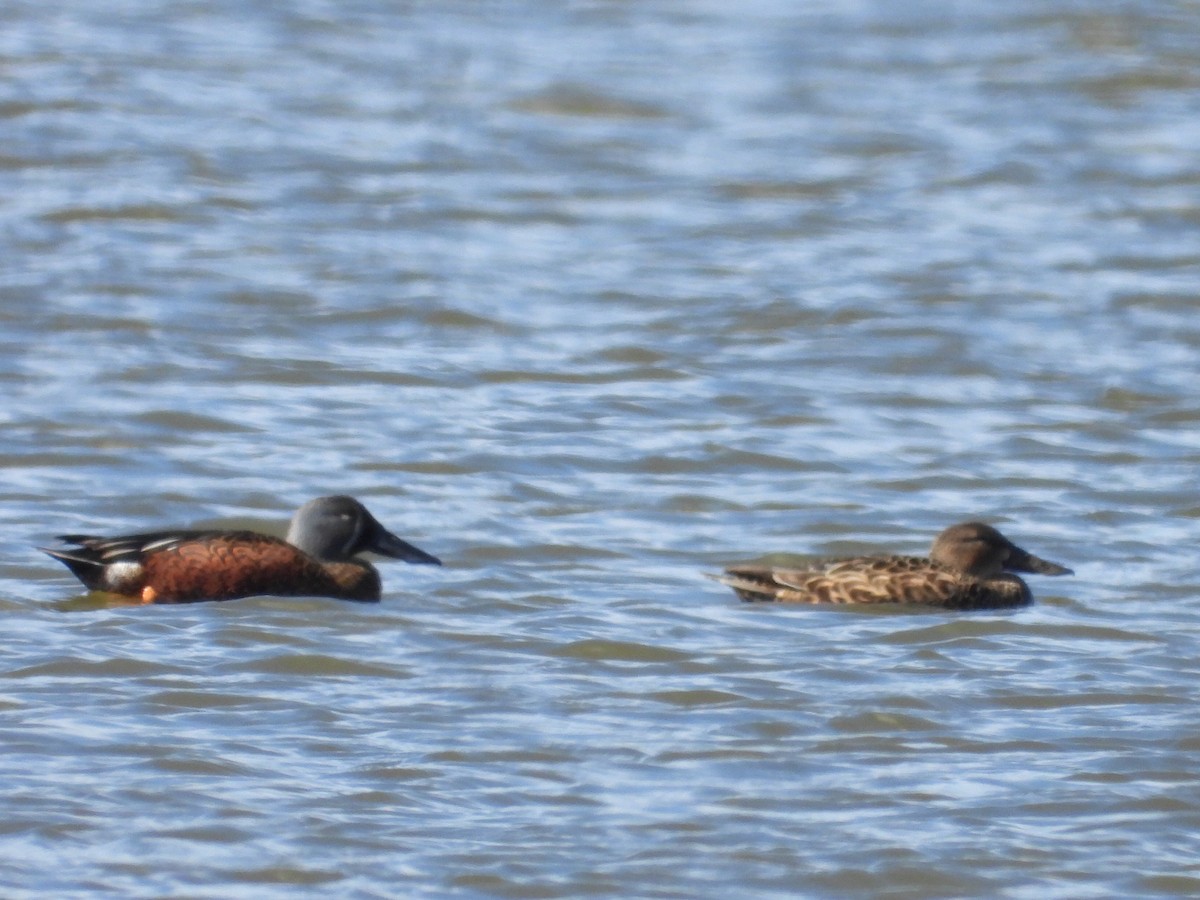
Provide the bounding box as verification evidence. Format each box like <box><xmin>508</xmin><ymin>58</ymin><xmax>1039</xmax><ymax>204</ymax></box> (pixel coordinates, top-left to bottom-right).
<box><xmin>39</xmin><ymin>540</ymin><xmax>107</xmax><ymax>590</ymax></box>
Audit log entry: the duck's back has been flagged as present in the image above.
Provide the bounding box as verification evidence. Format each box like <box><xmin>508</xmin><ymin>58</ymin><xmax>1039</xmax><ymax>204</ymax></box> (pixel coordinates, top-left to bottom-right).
<box><xmin>139</xmin><ymin>533</ymin><xmax>360</xmax><ymax>602</ymax></box>
<box><xmin>718</xmin><ymin>555</ymin><xmax>1031</xmax><ymax>609</ymax></box>
<box><xmin>47</xmin><ymin>531</ymin><xmax>379</xmax><ymax>603</ymax></box>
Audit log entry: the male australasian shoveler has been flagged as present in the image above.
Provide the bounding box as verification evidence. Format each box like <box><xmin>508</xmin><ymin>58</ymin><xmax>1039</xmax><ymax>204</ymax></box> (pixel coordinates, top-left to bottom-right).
<box><xmin>40</xmin><ymin>495</ymin><xmax>442</xmax><ymax>604</ymax></box>
<box><xmin>710</xmin><ymin>521</ymin><xmax>1072</xmax><ymax>610</ymax></box>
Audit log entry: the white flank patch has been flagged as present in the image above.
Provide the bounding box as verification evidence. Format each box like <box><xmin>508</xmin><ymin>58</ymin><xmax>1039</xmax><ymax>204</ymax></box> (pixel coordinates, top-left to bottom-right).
<box><xmin>103</xmin><ymin>561</ymin><xmax>144</xmax><ymax>590</ymax></box>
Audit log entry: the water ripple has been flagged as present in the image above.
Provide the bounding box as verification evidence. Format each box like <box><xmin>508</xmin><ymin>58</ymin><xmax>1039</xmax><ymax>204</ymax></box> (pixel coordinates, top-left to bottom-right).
<box><xmin>3</xmin><ymin>0</ymin><xmax>1200</xmax><ymax>897</ymax></box>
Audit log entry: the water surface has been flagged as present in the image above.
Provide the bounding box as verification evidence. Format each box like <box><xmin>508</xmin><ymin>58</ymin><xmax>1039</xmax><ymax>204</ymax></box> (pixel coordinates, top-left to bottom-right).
<box><xmin>2</xmin><ymin>1</ymin><xmax>1200</xmax><ymax>897</ymax></box>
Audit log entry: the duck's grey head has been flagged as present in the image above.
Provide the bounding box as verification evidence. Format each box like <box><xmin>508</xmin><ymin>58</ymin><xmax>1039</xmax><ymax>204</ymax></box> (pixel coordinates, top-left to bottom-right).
<box><xmin>930</xmin><ymin>521</ymin><xmax>1072</xmax><ymax>579</ymax></box>
<box><xmin>286</xmin><ymin>495</ymin><xmax>441</xmax><ymax>565</ymax></box>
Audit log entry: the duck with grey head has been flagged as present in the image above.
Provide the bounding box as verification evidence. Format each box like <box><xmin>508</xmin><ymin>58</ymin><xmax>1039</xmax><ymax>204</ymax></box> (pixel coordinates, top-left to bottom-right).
<box><xmin>41</xmin><ymin>495</ymin><xmax>442</xmax><ymax>604</ymax></box>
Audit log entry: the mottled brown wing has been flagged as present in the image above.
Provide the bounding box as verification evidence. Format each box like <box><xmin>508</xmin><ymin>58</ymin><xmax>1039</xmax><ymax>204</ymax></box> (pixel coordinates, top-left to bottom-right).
<box><xmin>722</xmin><ymin>556</ymin><xmax>969</xmax><ymax>605</ymax></box>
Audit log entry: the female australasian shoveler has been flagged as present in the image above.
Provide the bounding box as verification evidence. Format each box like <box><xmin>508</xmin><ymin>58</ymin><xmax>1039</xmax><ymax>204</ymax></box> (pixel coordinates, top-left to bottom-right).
<box><xmin>40</xmin><ymin>495</ymin><xmax>442</xmax><ymax>604</ymax></box>
<box><xmin>710</xmin><ymin>521</ymin><xmax>1072</xmax><ymax>610</ymax></box>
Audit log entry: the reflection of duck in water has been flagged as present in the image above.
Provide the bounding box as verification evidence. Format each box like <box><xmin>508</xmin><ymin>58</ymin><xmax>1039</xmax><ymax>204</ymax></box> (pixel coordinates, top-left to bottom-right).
<box><xmin>711</xmin><ymin>522</ymin><xmax>1072</xmax><ymax>610</ymax></box>
<box><xmin>41</xmin><ymin>495</ymin><xmax>441</xmax><ymax>604</ymax></box>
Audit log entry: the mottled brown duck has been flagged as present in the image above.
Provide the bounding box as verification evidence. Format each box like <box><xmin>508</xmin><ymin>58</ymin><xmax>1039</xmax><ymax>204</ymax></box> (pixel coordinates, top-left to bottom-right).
<box><xmin>711</xmin><ymin>521</ymin><xmax>1072</xmax><ymax>610</ymax></box>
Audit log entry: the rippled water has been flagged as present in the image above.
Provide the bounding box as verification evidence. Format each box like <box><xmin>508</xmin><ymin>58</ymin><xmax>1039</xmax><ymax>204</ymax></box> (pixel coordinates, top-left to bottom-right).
<box><xmin>3</xmin><ymin>1</ymin><xmax>1200</xmax><ymax>896</ymax></box>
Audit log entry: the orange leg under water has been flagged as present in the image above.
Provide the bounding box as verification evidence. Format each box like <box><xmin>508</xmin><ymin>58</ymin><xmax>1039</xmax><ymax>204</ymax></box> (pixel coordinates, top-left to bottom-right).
<box><xmin>141</xmin><ymin>585</ymin><xmax>158</xmax><ymax>604</ymax></box>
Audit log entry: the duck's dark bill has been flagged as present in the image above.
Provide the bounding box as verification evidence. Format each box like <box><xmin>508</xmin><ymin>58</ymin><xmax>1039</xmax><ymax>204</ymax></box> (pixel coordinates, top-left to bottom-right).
<box><xmin>1007</xmin><ymin>546</ymin><xmax>1072</xmax><ymax>576</ymax></box>
<box><xmin>371</xmin><ymin>528</ymin><xmax>442</xmax><ymax>566</ymax></box>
